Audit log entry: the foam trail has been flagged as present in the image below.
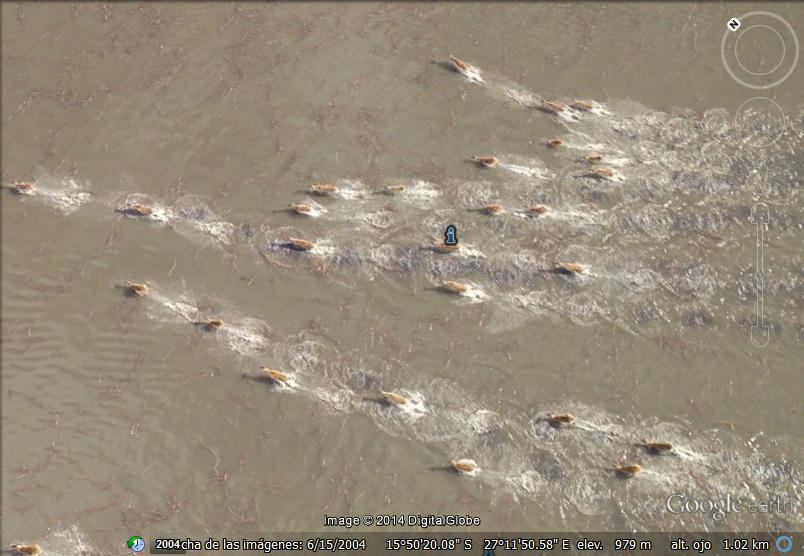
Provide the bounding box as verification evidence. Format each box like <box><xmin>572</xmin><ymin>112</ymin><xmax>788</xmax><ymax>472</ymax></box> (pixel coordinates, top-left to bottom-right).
<box><xmin>430</xmin><ymin>243</ymin><xmax>486</xmax><ymax>259</ymax></box>
<box><xmin>7</xmin><ymin>176</ymin><xmax>93</xmax><ymax>214</ymax></box>
<box><xmin>168</xmin><ymin>195</ymin><xmax>240</xmax><ymax>245</ymax></box>
<box><xmin>499</xmin><ymin>159</ymin><xmax>552</xmax><ymax>179</ymax></box>
<box><xmin>109</xmin><ymin>193</ymin><xmax>244</xmax><ymax>246</ymax></box>
<box><xmin>384</xmin><ymin>179</ymin><xmax>441</xmax><ymax>208</ymax></box>
<box><xmin>187</xmin><ymin>219</ymin><xmax>236</xmax><ymax>244</ymax></box>
<box><xmin>146</xmin><ymin>288</ymin><xmax>267</xmax><ymax>355</ymax></box>
<box><xmin>331</xmin><ymin>179</ymin><xmax>372</xmax><ymax>200</ymax></box>
<box><xmin>514</xmin><ymin>205</ymin><xmax>603</xmax><ymax>231</ymax></box>
<box><xmin>503</xmin><ymin>86</ymin><xmax>540</xmax><ymax>108</ymax></box>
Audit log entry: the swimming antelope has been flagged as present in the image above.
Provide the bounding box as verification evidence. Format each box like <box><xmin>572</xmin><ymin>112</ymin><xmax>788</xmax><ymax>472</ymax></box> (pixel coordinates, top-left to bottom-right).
<box><xmin>384</xmin><ymin>184</ymin><xmax>406</xmax><ymax>195</ymax></box>
<box><xmin>309</xmin><ymin>182</ymin><xmax>337</xmax><ymax>196</ymax></box>
<box><xmin>640</xmin><ymin>440</ymin><xmax>674</xmax><ymax>455</ymax></box>
<box><xmin>289</xmin><ymin>202</ymin><xmax>313</xmax><ymax>216</ymax></box>
<box><xmin>10</xmin><ymin>182</ymin><xmax>35</xmax><ymax>195</ymax></box>
<box><xmin>584</xmin><ymin>167</ymin><xmax>615</xmax><ymax>179</ymax></box>
<box><xmin>547</xmin><ymin>412</ymin><xmax>576</xmax><ymax>426</ymax></box>
<box><xmin>539</xmin><ymin>100</ymin><xmax>567</xmax><ymax>114</ymax></box>
<box><xmin>9</xmin><ymin>544</ymin><xmax>41</xmax><ymax>556</ymax></box>
<box><xmin>557</xmin><ymin>262</ymin><xmax>584</xmax><ymax>274</ymax></box>
<box><xmin>571</xmin><ymin>99</ymin><xmax>595</xmax><ymax>112</ymax></box>
<box><xmin>472</xmin><ymin>155</ymin><xmax>499</xmax><ymax>168</ymax></box>
<box><xmin>381</xmin><ymin>391</ymin><xmax>410</xmax><ymax>407</ymax></box>
<box><xmin>440</xmin><ymin>280</ymin><xmax>469</xmax><ymax>294</ymax></box>
<box><xmin>482</xmin><ymin>203</ymin><xmax>505</xmax><ymax>216</ymax></box>
<box><xmin>447</xmin><ymin>54</ymin><xmax>470</xmax><ymax>73</ymax></box>
<box><xmin>263</xmin><ymin>367</ymin><xmax>292</xmax><ymax>386</ymax></box>
<box><xmin>614</xmin><ymin>463</ymin><xmax>642</xmax><ymax>478</ymax></box>
<box><xmin>526</xmin><ymin>204</ymin><xmax>549</xmax><ymax>215</ymax></box>
<box><xmin>124</xmin><ymin>281</ymin><xmax>149</xmax><ymax>297</ymax></box>
<box><xmin>287</xmin><ymin>237</ymin><xmax>317</xmax><ymax>251</ymax></box>
<box><xmin>117</xmin><ymin>203</ymin><xmax>154</xmax><ymax>217</ymax></box>
<box><xmin>450</xmin><ymin>458</ymin><xmax>480</xmax><ymax>476</ymax></box>
<box><xmin>196</xmin><ymin>319</ymin><xmax>224</xmax><ymax>331</ymax></box>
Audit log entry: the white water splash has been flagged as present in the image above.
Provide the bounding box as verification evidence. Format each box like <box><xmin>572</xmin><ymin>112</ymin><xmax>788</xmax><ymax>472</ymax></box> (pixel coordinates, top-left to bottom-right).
<box><xmin>153</xmin><ymin>294</ymin><xmax>198</xmax><ymax>322</ymax></box>
<box><xmin>391</xmin><ymin>179</ymin><xmax>441</xmax><ymax>208</ymax></box>
<box><xmin>219</xmin><ymin>318</ymin><xmax>267</xmax><ymax>354</ymax></box>
<box><xmin>185</xmin><ymin>219</ymin><xmax>236</xmax><ymax>244</ymax></box>
<box><xmin>537</xmin><ymin>207</ymin><xmax>603</xmax><ymax>231</ymax></box>
<box><xmin>458</xmin><ymin>283</ymin><xmax>488</xmax><ymax>304</ymax></box>
<box><xmin>19</xmin><ymin>176</ymin><xmax>92</xmax><ymax>214</ymax></box>
<box><xmin>332</xmin><ymin>179</ymin><xmax>371</xmax><ymax>200</ymax></box>
<box><xmin>503</xmin><ymin>86</ymin><xmax>540</xmax><ymax>108</ymax></box>
<box><xmin>500</xmin><ymin>161</ymin><xmax>552</xmax><ymax>179</ymax></box>
<box><xmin>455</xmin><ymin>243</ymin><xmax>486</xmax><ymax>259</ymax></box>
<box><xmin>307</xmin><ymin>239</ymin><xmax>337</xmax><ymax>256</ymax></box>
<box><xmin>147</xmin><ymin>289</ymin><xmax>268</xmax><ymax>355</ymax></box>
<box><xmin>393</xmin><ymin>390</ymin><xmax>428</xmax><ymax>420</ymax></box>
<box><xmin>266</xmin><ymin>372</ymin><xmax>299</xmax><ymax>391</ymax></box>
<box><xmin>453</xmin><ymin>63</ymin><xmax>484</xmax><ymax>83</ymax></box>
<box><xmin>309</xmin><ymin>384</ymin><xmax>355</xmax><ymax>412</ymax></box>
<box><xmin>356</xmin><ymin>209</ymin><xmax>396</xmax><ymax>230</ymax></box>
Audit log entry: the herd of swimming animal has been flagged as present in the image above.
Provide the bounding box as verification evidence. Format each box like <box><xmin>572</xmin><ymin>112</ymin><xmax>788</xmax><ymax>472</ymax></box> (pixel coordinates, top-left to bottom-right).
<box><xmin>6</xmin><ymin>53</ymin><xmax>802</xmax><ymax>553</ymax></box>
<box><xmin>114</xmin><ymin>275</ymin><xmax>677</xmax><ymax>482</ymax></box>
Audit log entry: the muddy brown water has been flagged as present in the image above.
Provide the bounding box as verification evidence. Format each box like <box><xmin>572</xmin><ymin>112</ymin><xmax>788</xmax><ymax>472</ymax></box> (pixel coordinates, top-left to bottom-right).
<box><xmin>2</xmin><ymin>3</ymin><xmax>803</xmax><ymax>553</ymax></box>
